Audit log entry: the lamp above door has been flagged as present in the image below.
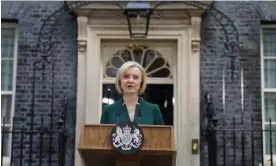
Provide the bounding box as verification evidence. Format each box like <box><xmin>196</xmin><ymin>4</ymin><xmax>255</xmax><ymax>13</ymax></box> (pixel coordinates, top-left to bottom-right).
<box><xmin>123</xmin><ymin>1</ymin><xmax>153</xmax><ymax>38</ymax></box>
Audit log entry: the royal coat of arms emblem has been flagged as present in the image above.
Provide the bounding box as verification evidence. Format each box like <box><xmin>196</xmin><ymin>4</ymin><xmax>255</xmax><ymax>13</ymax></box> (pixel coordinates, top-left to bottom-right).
<box><xmin>110</xmin><ymin>121</ymin><xmax>144</xmax><ymax>155</ymax></box>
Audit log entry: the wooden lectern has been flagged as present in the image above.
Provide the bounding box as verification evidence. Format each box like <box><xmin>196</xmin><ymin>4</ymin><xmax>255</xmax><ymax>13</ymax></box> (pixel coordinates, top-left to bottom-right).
<box><xmin>78</xmin><ymin>124</ymin><xmax>176</xmax><ymax>166</ymax></box>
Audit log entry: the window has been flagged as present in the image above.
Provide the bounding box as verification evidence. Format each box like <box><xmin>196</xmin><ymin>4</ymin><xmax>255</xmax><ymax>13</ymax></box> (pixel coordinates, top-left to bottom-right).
<box><xmin>1</xmin><ymin>24</ymin><xmax>18</xmax><ymax>162</ymax></box>
<box><xmin>261</xmin><ymin>26</ymin><xmax>276</xmax><ymax>156</ymax></box>
<box><xmin>104</xmin><ymin>45</ymin><xmax>172</xmax><ymax>78</ymax></box>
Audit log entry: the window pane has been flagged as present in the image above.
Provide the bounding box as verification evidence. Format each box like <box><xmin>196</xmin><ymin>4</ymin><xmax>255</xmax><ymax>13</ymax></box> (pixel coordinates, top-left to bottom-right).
<box><xmin>263</xmin><ymin>28</ymin><xmax>276</xmax><ymax>57</ymax></box>
<box><xmin>1</xmin><ymin>126</ymin><xmax>12</xmax><ymax>156</ymax></box>
<box><xmin>129</xmin><ymin>17</ymin><xmax>147</xmax><ymax>35</ymax></box>
<box><xmin>102</xmin><ymin>84</ymin><xmax>120</xmax><ymax>107</ymax></box>
<box><xmin>265</xmin><ymin>124</ymin><xmax>276</xmax><ymax>155</ymax></box>
<box><xmin>264</xmin><ymin>59</ymin><xmax>276</xmax><ymax>89</ymax></box>
<box><xmin>1</xmin><ymin>28</ymin><xmax>15</xmax><ymax>58</ymax></box>
<box><xmin>1</xmin><ymin>95</ymin><xmax>12</xmax><ymax>124</ymax></box>
<box><xmin>1</xmin><ymin>60</ymin><xmax>14</xmax><ymax>91</ymax></box>
<box><xmin>111</xmin><ymin>57</ymin><xmax>123</xmax><ymax>68</ymax></box>
<box><xmin>146</xmin><ymin>57</ymin><xmax>165</xmax><ymax>73</ymax></box>
<box><xmin>142</xmin><ymin>84</ymin><xmax>174</xmax><ymax>125</ymax></box>
<box><xmin>143</xmin><ymin>49</ymin><xmax>155</xmax><ymax>68</ymax></box>
<box><xmin>133</xmin><ymin>47</ymin><xmax>142</xmax><ymax>63</ymax></box>
<box><xmin>121</xmin><ymin>50</ymin><xmax>132</xmax><ymax>62</ymax></box>
<box><xmin>264</xmin><ymin>93</ymin><xmax>276</xmax><ymax>122</ymax></box>
<box><xmin>106</xmin><ymin>67</ymin><xmax>118</xmax><ymax>77</ymax></box>
<box><xmin>148</xmin><ymin>68</ymin><xmax>171</xmax><ymax>77</ymax></box>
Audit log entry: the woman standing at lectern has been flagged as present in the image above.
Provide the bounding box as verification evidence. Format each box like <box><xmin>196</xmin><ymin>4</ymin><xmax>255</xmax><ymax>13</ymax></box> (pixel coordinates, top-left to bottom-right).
<box><xmin>100</xmin><ymin>61</ymin><xmax>164</xmax><ymax>125</ymax></box>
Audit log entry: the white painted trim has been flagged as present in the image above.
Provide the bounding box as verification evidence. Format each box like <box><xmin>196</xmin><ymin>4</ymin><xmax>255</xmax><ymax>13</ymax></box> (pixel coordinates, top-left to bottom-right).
<box><xmin>262</xmin><ymin>57</ymin><xmax>276</xmax><ymax>59</ymax></box>
<box><xmin>101</xmin><ymin>40</ymin><xmax>177</xmax><ymax>47</ymax></box>
<box><xmin>1</xmin><ymin>124</ymin><xmax>12</xmax><ymax>127</ymax></box>
<box><xmin>264</xmin><ymin>89</ymin><xmax>276</xmax><ymax>93</ymax></box>
<box><xmin>264</xmin><ymin>122</ymin><xmax>276</xmax><ymax>125</ymax></box>
<box><xmin>262</xmin><ymin>25</ymin><xmax>276</xmax><ymax>28</ymax></box>
<box><xmin>1</xmin><ymin>92</ymin><xmax>13</xmax><ymax>95</ymax></box>
<box><xmin>1</xmin><ymin>57</ymin><xmax>14</xmax><ymax>60</ymax></box>
<box><xmin>88</xmin><ymin>24</ymin><xmax>190</xmax><ymax>30</ymax></box>
<box><xmin>84</xmin><ymin>28</ymin><xmax>187</xmax><ymax>124</ymax></box>
<box><xmin>1</xmin><ymin>23</ymin><xmax>19</xmax><ymax>166</ymax></box>
<box><xmin>1</xmin><ymin>23</ymin><xmax>18</xmax><ymax>27</ymax></box>
<box><xmin>260</xmin><ymin>25</ymin><xmax>276</xmax><ymax>159</ymax></box>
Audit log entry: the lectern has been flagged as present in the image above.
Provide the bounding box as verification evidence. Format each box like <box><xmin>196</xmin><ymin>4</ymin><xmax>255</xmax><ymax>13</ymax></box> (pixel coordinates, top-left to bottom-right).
<box><xmin>78</xmin><ymin>124</ymin><xmax>176</xmax><ymax>166</ymax></box>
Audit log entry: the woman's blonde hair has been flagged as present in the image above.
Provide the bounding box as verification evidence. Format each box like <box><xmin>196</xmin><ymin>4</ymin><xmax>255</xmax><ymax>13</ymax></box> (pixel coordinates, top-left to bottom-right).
<box><xmin>115</xmin><ymin>61</ymin><xmax>147</xmax><ymax>95</ymax></box>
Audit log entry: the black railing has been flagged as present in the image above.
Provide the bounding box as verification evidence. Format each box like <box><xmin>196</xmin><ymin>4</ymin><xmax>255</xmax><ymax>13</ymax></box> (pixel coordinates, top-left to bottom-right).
<box><xmin>204</xmin><ymin>93</ymin><xmax>276</xmax><ymax>166</ymax></box>
<box><xmin>210</xmin><ymin>117</ymin><xmax>275</xmax><ymax>166</ymax></box>
<box><xmin>1</xmin><ymin>94</ymin><xmax>68</xmax><ymax>166</ymax></box>
<box><xmin>1</xmin><ymin>116</ymin><xmax>67</xmax><ymax>166</ymax></box>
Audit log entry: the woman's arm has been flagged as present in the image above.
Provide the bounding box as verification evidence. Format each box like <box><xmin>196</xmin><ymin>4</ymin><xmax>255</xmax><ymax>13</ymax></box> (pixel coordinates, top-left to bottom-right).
<box><xmin>154</xmin><ymin>105</ymin><xmax>164</xmax><ymax>125</ymax></box>
<box><xmin>100</xmin><ymin>105</ymin><xmax>109</xmax><ymax>124</ymax></box>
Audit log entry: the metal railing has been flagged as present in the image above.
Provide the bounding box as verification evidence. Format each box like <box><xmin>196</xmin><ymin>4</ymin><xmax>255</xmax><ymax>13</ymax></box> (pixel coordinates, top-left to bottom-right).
<box><xmin>1</xmin><ymin>116</ymin><xmax>67</xmax><ymax>166</ymax></box>
<box><xmin>204</xmin><ymin>92</ymin><xmax>276</xmax><ymax>166</ymax></box>
<box><xmin>208</xmin><ymin>117</ymin><xmax>275</xmax><ymax>166</ymax></box>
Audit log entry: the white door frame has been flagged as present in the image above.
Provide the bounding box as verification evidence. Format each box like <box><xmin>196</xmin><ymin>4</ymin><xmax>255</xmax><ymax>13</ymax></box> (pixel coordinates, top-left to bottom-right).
<box><xmin>75</xmin><ymin>13</ymin><xmax>202</xmax><ymax>166</ymax></box>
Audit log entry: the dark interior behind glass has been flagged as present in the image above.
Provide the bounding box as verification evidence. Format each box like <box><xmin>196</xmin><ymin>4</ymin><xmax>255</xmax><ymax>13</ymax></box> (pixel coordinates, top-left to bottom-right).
<box><xmin>102</xmin><ymin>84</ymin><xmax>174</xmax><ymax>125</ymax></box>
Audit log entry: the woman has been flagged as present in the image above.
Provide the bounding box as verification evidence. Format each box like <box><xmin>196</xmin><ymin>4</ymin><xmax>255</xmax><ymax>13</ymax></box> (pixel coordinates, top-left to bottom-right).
<box><xmin>100</xmin><ymin>61</ymin><xmax>164</xmax><ymax>125</ymax></box>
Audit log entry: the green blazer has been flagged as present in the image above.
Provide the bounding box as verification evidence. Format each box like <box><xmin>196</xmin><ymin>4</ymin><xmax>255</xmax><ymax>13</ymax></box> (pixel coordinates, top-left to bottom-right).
<box><xmin>100</xmin><ymin>97</ymin><xmax>164</xmax><ymax>125</ymax></box>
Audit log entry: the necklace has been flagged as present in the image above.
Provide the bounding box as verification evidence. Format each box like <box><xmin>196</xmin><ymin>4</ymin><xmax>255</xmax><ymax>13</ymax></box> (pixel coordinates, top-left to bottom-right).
<box><xmin>128</xmin><ymin>109</ymin><xmax>135</xmax><ymax>122</ymax></box>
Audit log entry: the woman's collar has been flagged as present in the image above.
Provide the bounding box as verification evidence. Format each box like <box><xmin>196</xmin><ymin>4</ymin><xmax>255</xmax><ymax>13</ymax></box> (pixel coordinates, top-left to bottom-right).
<box><xmin>121</xmin><ymin>96</ymin><xmax>143</xmax><ymax>105</ymax></box>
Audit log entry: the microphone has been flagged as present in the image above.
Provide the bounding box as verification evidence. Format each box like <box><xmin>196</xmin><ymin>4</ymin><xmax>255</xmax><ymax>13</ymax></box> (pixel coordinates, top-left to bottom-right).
<box><xmin>138</xmin><ymin>109</ymin><xmax>142</xmax><ymax>117</ymax></box>
<box><xmin>137</xmin><ymin>104</ymin><xmax>142</xmax><ymax>124</ymax></box>
<box><xmin>116</xmin><ymin>110</ymin><xmax>120</xmax><ymax>124</ymax></box>
<box><xmin>116</xmin><ymin>99</ymin><xmax>124</xmax><ymax>124</ymax></box>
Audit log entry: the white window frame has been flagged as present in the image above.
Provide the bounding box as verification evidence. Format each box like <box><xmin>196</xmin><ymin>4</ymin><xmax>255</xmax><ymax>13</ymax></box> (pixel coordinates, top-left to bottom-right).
<box><xmin>1</xmin><ymin>22</ymin><xmax>18</xmax><ymax>165</ymax></box>
<box><xmin>260</xmin><ymin>24</ymin><xmax>276</xmax><ymax>161</ymax></box>
<box><xmin>101</xmin><ymin>40</ymin><xmax>176</xmax><ymax>84</ymax></box>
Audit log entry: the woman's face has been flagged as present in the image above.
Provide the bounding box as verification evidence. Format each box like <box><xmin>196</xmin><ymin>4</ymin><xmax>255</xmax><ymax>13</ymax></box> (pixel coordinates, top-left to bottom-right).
<box><xmin>120</xmin><ymin>67</ymin><xmax>142</xmax><ymax>95</ymax></box>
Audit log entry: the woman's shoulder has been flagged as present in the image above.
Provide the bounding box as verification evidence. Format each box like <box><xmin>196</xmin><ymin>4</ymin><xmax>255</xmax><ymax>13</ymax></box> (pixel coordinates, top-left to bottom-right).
<box><xmin>103</xmin><ymin>98</ymin><xmax>123</xmax><ymax>111</ymax></box>
<box><xmin>140</xmin><ymin>98</ymin><xmax>159</xmax><ymax>109</ymax></box>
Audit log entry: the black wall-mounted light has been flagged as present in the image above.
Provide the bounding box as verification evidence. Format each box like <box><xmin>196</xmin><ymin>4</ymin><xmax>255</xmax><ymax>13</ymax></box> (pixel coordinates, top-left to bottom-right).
<box><xmin>123</xmin><ymin>2</ymin><xmax>153</xmax><ymax>38</ymax></box>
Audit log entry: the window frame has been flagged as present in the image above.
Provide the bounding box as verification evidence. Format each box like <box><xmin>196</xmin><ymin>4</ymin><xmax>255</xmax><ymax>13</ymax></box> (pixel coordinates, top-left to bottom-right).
<box><xmin>101</xmin><ymin>40</ymin><xmax>176</xmax><ymax>85</ymax></box>
<box><xmin>1</xmin><ymin>22</ymin><xmax>19</xmax><ymax>165</ymax></box>
<box><xmin>260</xmin><ymin>24</ymin><xmax>276</xmax><ymax>160</ymax></box>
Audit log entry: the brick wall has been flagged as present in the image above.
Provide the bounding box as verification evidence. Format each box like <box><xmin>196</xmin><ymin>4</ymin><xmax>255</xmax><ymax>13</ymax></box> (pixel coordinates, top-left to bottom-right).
<box><xmin>200</xmin><ymin>1</ymin><xmax>276</xmax><ymax>166</ymax></box>
<box><xmin>2</xmin><ymin>1</ymin><xmax>276</xmax><ymax>166</ymax></box>
<box><xmin>2</xmin><ymin>1</ymin><xmax>77</xmax><ymax>166</ymax></box>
